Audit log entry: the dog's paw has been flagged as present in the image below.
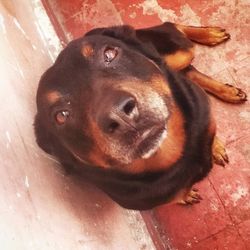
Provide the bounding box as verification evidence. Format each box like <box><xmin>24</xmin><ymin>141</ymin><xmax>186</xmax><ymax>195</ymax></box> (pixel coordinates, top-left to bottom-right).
<box><xmin>205</xmin><ymin>27</ymin><xmax>230</xmax><ymax>46</ymax></box>
<box><xmin>212</xmin><ymin>137</ymin><xmax>229</xmax><ymax>167</ymax></box>
<box><xmin>177</xmin><ymin>188</ymin><xmax>202</xmax><ymax>205</ymax></box>
<box><xmin>220</xmin><ymin>84</ymin><xmax>248</xmax><ymax>103</ymax></box>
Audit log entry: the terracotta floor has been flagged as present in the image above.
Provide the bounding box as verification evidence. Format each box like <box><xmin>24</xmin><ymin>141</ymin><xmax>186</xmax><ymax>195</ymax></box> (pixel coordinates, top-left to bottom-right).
<box><xmin>1</xmin><ymin>0</ymin><xmax>249</xmax><ymax>249</ymax></box>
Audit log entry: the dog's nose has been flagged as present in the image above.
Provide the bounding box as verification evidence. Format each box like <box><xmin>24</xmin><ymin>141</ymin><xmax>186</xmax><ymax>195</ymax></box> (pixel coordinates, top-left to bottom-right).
<box><xmin>101</xmin><ymin>95</ymin><xmax>139</xmax><ymax>134</ymax></box>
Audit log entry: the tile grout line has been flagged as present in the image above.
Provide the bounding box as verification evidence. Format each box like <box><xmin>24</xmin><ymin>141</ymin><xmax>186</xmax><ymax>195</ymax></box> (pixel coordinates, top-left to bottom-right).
<box><xmin>225</xmin><ymin>132</ymin><xmax>250</xmax><ymax>146</ymax></box>
<box><xmin>207</xmin><ymin>176</ymin><xmax>248</xmax><ymax>249</ymax></box>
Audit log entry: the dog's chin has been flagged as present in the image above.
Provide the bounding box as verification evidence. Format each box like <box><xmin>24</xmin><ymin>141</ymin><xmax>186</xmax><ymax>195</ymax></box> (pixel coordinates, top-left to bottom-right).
<box><xmin>110</xmin><ymin>126</ymin><xmax>167</xmax><ymax>168</ymax></box>
<box><xmin>71</xmin><ymin>126</ymin><xmax>167</xmax><ymax>170</ymax></box>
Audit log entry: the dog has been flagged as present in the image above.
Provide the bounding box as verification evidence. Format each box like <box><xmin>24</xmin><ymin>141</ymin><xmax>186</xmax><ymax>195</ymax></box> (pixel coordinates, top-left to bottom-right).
<box><xmin>35</xmin><ymin>22</ymin><xmax>247</xmax><ymax>210</ymax></box>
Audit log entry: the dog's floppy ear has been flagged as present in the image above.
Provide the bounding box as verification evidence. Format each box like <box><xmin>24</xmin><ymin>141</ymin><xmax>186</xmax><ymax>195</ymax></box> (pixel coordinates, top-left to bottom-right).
<box><xmin>34</xmin><ymin>114</ymin><xmax>78</xmax><ymax>174</ymax></box>
<box><xmin>34</xmin><ymin>114</ymin><xmax>56</xmax><ymax>155</ymax></box>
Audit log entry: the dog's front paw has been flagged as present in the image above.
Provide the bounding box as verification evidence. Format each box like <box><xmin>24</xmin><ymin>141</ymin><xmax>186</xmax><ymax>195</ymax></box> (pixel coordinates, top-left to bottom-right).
<box><xmin>205</xmin><ymin>27</ymin><xmax>230</xmax><ymax>46</ymax></box>
<box><xmin>212</xmin><ymin>137</ymin><xmax>229</xmax><ymax>167</ymax></box>
<box><xmin>177</xmin><ymin>188</ymin><xmax>202</xmax><ymax>205</ymax></box>
<box><xmin>221</xmin><ymin>84</ymin><xmax>248</xmax><ymax>103</ymax></box>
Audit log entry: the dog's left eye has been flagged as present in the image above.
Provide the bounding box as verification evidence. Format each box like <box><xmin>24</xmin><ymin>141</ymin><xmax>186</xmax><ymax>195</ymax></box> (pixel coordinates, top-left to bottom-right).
<box><xmin>104</xmin><ymin>47</ymin><xmax>118</xmax><ymax>63</ymax></box>
<box><xmin>55</xmin><ymin>110</ymin><xmax>70</xmax><ymax>125</ymax></box>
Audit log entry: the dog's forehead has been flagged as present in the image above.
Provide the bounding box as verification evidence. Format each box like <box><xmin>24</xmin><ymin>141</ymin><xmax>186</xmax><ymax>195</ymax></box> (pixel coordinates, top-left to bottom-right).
<box><xmin>37</xmin><ymin>33</ymin><xmax>163</xmax><ymax>108</ymax></box>
<box><xmin>81</xmin><ymin>34</ymin><xmax>128</xmax><ymax>49</ymax></box>
<box><xmin>41</xmin><ymin>35</ymin><xmax>126</xmax><ymax>83</ymax></box>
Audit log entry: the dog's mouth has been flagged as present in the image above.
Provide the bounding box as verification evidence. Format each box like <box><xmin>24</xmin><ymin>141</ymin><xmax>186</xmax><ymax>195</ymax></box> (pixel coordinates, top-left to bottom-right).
<box><xmin>135</xmin><ymin>126</ymin><xmax>167</xmax><ymax>159</ymax></box>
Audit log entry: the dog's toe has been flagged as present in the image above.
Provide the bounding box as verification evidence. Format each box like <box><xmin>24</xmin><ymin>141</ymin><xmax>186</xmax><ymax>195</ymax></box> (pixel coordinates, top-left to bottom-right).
<box><xmin>206</xmin><ymin>27</ymin><xmax>231</xmax><ymax>46</ymax></box>
<box><xmin>178</xmin><ymin>188</ymin><xmax>202</xmax><ymax>205</ymax></box>
<box><xmin>213</xmin><ymin>137</ymin><xmax>229</xmax><ymax>167</ymax></box>
<box><xmin>219</xmin><ymin>84</ymin><xmax>248</xmax><ymax>104</ymax></box>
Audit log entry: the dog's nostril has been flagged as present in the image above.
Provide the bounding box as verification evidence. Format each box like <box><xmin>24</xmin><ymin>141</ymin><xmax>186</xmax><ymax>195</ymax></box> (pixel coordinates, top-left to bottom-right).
<box><xmin>108</xmin><ymin>121</ymin><xmax>120</xmax><ymax>133</ymax></box>
<box><xmin>123</xmin><ymin>99</ymin><xmax>136</xmax><ymax>115</ymax></box>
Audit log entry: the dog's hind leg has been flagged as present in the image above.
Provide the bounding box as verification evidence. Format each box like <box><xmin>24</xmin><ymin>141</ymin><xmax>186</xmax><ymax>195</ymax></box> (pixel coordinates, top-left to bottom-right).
<box><xmin>164</xmin><ymin>48</ymin><xmax>194</xmax><ymax>71</ymax></box>
<box><xmin>136</xmin><ymin>22</ymin><xmax>195</xmax><ymax>71</ymax></box>
<box><xmin>176</xmin><ymin>24</ymin><xmax>230</xmax><ymax>46</ymax></box>
<box><xmin>182</xmin><ymin>66</ymin><xmax>247</xmax><ymax>103</ymax></box>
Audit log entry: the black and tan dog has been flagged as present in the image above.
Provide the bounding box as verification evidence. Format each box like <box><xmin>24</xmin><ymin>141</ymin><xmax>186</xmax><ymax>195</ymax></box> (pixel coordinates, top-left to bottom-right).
<box><xmin>35</xmin><ymin>22</ymin><xmax>247</xmax><ymax>210</ymax></box>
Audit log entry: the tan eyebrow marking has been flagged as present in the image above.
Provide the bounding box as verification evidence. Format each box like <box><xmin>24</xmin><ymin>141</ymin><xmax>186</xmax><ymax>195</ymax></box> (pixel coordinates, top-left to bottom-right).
<box><xmin>45</xmin><ymin>90</ymin><xmax>62</xmax><ymax>104</ymax></box>
<box><xmin>81</xmin><ymin>43</ymin><xmax>94</xmax><ymax>58</ymax></box>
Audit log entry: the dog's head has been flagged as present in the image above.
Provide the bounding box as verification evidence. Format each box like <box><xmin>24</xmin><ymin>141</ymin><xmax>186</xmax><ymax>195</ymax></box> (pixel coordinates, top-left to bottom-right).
<box><xmin>35</xmin><ymin>26</ymin><xmax>173</xmax><ymax>172</ymax></box>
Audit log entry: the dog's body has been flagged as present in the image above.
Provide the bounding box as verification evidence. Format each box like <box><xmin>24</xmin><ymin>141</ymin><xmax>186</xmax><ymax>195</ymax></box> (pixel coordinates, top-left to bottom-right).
<box><xmin>35</xmin><ymin>22</ymin><xmax>247</xmax><ymax>210</ymax></box>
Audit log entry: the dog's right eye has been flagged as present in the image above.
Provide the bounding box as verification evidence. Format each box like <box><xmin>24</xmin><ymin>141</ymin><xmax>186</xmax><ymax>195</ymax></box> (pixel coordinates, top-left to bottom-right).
<box><xmin>55</xmin><ymin>110</ymin><xmax>70</xmax><ymax>125</ymax></box>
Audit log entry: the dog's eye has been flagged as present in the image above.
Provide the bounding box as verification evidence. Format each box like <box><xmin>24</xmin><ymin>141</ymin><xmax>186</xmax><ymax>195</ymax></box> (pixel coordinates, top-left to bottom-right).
<box><xmin>55</xmin><ymin>110</ymin><xmax>70</xmax><ymax>125</ymax></box>
<box><xmin>104</xmin><ymin>47</ymin><xmax>118</xmax><ymax>63</ymax></box>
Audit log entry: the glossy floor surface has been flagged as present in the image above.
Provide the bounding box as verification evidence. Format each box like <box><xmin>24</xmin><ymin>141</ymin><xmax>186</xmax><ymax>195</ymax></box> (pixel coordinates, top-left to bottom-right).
<box><xmin>1</xmin><ymin>0</ymin><xmax>249</xmax><ymax>249</ymax></box>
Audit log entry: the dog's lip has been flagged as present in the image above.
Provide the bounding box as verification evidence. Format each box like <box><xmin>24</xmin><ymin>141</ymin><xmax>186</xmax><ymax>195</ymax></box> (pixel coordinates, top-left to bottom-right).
<box><xmin>135</xmin><ymin>125</ymin><xmax>167</xmax><ymax>159</ymax></box>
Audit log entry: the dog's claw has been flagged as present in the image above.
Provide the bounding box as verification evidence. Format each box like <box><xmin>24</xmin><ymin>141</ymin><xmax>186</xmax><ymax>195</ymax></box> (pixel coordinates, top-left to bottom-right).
<box><xmin>178</xmin><ymin>188</ymin><xmax>203</xmax><ymax>205</ymax></box>
<box><xmin>221</xmin><ymin>84</ymin><xmax>247</xmax><ymax>103</ymax></box>
<box><xmin>236</xmin><ymin>88</ymin><xmax>248</xmax><ymax>101</ymax></box>
<box><xmin>206</xmin><ymin>27</ymin><xmax>231</xmax><ymax>46</ymax></box>
<box><xmin>224</xmin><ymin>154</ymin><xmax>229</xmax><ymax>163</ymax></box>
<box><xmin>213</xmin><ymin>137</ymin><xmax>229</xmax><ymax>167</ymax></box>
<box><xmin>213</xmin><ymin>151</ymin><xmax>229</xmax><ymax>167</ymax></box>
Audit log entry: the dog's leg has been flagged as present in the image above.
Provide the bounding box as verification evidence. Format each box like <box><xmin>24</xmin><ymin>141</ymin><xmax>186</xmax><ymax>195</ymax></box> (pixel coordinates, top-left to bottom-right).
<box><xmin>182</xmin><ymin>66</ymin><xmax>247</xmax><ymax>103</ymax></box>
<box><xmin>176</xmin><ymin>24</ymin><xmax>230</xmax><ymax>46</ymax></box>
<box><xmin>171</xmin><ymin>138</ymin><xmax>227</xmax><ymax>205</ymax></box>
<box><xmin>136</xmin><ymin>22</ymin><xmax>195</xmax><ymax>71</ymax></box>
<box><xmin>212</xmin><ymin>136</ymin><xmax>229</xmax><ymax>167</ymax></box>
<box><xmin>164</xmin><ymin>48</ymin><xmax>194</xmax><ymax>71</ymax></box>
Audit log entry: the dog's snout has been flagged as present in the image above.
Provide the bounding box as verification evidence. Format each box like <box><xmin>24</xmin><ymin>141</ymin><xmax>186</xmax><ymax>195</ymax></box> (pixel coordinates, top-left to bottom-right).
<box><xmin>99</xmin><ymin>95</ymin><xmax>139</xmax><ymax>134</ymax></box>
<box><xmin>119</xmin><ymin>96</ymin><xmax>137</xmax><ymax>117</ymax></box>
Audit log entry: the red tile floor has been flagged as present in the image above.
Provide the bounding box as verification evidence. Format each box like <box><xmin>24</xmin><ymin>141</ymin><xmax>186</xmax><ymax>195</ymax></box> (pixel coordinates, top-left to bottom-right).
<box><xmin>42</xmin><ymin>1</ymin><xmax>250</xmax><ymax>249</ymax></box>
<box><xmin>1</xmin><ymin>0</ymin><xmax>248</xmax><ymax>249</ymax></box>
